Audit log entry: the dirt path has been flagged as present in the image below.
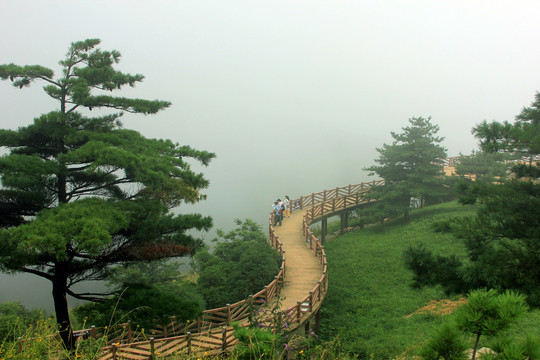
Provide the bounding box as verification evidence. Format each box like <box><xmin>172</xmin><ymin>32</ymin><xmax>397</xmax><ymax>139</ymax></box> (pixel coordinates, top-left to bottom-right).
<box><xmin>272</xmin><ymin>210</ymin><xmax>323</xmax><ymax>311</ymax></box>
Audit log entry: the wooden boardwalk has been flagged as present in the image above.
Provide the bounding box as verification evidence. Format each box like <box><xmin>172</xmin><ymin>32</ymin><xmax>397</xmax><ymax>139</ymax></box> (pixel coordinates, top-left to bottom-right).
<box><xmin>273</xmin><ymin>211</ymin><xmax>322</xmax><ymax>311</ymax></box>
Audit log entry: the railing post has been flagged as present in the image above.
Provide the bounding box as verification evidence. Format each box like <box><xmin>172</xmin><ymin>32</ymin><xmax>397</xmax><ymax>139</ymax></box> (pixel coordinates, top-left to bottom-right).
<box><xmin>150</xmin><ymin>337</ymin><xmax>155</xmax><ymax>359</ymax></box>
<box><xmin>111</xmin><ymin>343</ymin><xmax>118</xmax><ymax>360</ymax></box>
<box><xmin>126</xmin><ymin>321</ymin><xmax>132</xmax><ymax>341</ymax></box>
<box><xmin>227</xmin><ymin>304</ymin><xmax>232</xmax><ymax>325</ymax></box>
<box><xmin>91</xmin><ymin>325</ymin><xmax>97</xmax><ymax>339</ymax></box>
<box><xmin>317</xmin><ymin>281</ymin><xmax>322</xmax><ymax>301</ymax></box>
<box><xmin>309</xmin><ymin>291</ymin><xmax>314</xmax><ymax>312</ymax></box>
<box><xmin>17</xmin><ymin>337</ymin><xmax>23</xmax><ymax>353</ymax></box>
<box><xmin>300</xmin><ymin>196</ymin><xmax>303</xmax><ymax>209</ymax></box>
<box><xmin>222</xmin><ymin>326</ymin><xmax>228</xmax><ymax>351</ymax></box>
<box><xmin>187</xmin><ymin>332</ymin><xmax>192</xmax><ymax>355</ymax></box>
<box><xmin>297</xmin><ymin>301</ymin><xmax>302</xmax><ymax>323</ymax></box>
<box><xmin>197</xmin><ymin>317</ymin><xmax>202</xmax><ymax>333</ymax></box>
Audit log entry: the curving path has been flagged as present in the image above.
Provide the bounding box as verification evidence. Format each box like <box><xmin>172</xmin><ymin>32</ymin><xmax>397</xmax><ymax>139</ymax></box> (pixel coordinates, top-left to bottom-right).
<box><xmin>273</xmin><ymin>211</ymin><xmax>322</xmax><ymax>311</ymax></box>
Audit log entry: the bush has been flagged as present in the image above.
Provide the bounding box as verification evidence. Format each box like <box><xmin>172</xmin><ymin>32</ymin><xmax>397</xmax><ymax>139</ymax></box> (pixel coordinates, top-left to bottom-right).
<box><xmin>193</xmin><ymin>219</ymin><xmax>282</xmax><ymax>308</ymax></box>
<box><xmin>419</xmin><ymin>321</ymin><xmax>468</xmax><ymax>360</ymax></box>
<box><xmin>431</xmin><ymin>219</ymin><xmax>453</xmax><ymax>233</ymax></box>
<box><xmin>73</xmin><ymin>282</ymin><xmax>204</xmax><ymax>329</ymax></box>
<box><xmin>0</xmin><ymin>301</ymin><xmax>45</xmax><ymax>342</ymax></box>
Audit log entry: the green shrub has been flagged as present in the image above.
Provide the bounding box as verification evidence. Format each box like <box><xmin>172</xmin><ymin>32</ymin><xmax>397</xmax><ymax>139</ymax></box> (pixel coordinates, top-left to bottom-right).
<box><xmin>231</xmin><ymin>323</ymin><xmax>284</xmax><ymax>360</ymax></box>
<box><xmin>0</xmin><ymin>301</ymin><xmax>45</xmax><ymax>342</ymax></box>
<box><xmin>73</xmin><ymin>281</ymin><xmax>204</xmax><ymax>329</ymax></box>
<box><xmin>430</xmin><ymin>219</ymin><xmax>453</xmax><ymax>233</ymax></box>
<box><xmin>419</xmin><ymin>321</ymin><xmax>468</xmax><ymax>360</ymax></box>
<box><xmin>193</xmin><ymin>219</ymin><xmax>282</xmax><ymax>308</ymax></box>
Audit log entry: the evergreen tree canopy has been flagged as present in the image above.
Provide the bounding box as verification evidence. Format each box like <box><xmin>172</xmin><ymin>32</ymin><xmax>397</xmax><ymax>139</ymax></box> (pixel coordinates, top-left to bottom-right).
<box><xmin>363</xmin><ymin>116</ymin><xmax>447</xmax><ymax>221</ymax></box>
<box><xmin>473</xmin><ymin>91</ymin><xmax>540</xmax><ymax>177</ymax></box>
<box><xmin>405</xmin><ymin>92</ymin><xmax>540</xmax><ymax>307</ymax></box>
<box><xmin>454</xmin><ymin>150</ymin><xmax>509</xmax><ymax>184</ymax></box>
<box><xmin>0</xmin><ymin>39</ymin><xmax>215</xmax><ymax>348</ymax></box>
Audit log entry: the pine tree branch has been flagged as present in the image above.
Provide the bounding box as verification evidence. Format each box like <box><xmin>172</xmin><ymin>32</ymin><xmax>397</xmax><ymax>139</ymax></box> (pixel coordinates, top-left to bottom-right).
<box><xmin>22</xmin><ymin>267</ymin><xmax>53</xmax><ymax>281</ymax></box>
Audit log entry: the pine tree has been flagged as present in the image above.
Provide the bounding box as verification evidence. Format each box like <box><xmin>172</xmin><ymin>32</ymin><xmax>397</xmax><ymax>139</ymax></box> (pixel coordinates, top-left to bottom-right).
<box><xmin>405</xmin><ymin>92</ymin><xmax>540</xmax><ymax>307</ymax></box>
<box><xmin>363</xmin><ymin>116</ymin><xmax>448</xmax><ymax>221</ymax></box>
<box><xmin>0</xmin><ymin>39</ymin><xmax>215</xmax><ymax>348</ymax></box>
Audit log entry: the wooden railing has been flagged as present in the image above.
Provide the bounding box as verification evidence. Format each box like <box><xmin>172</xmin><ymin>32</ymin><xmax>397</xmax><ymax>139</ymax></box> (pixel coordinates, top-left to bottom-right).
<box><xmin>54</xmin><ymin>180</ymin><xmax>384</xmax><ymax>358</ymax></box>
<box><xmin>300</xmin><ymin>180</ymin><xmax>384</xmax><ymax>222</ymax></box>
<box><xmin>87</xmin><ymin>242</ymin><xmax>287</xmax><ymax>350</ymax></box>
<box><xmin>293</xmin><ymin>181</ymin><xmax>379</xmax><ymax>210</ymax></box>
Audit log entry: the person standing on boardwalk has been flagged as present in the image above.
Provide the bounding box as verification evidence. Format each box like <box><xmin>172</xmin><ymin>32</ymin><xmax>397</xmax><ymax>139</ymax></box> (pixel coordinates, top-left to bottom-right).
<box><xmin>277</xmin><ymin>199</ymin><xmax>285</xmax><ymax>224</ymax></box>
<box><xmin>273</xmin><ymin>201</ymin><xmax>282</xmax><ymax>226</ymax></box>
<box><xmin>283</xmin><ymin>196</ymin><xmax>291</xmax><ymax>218</ymax></box>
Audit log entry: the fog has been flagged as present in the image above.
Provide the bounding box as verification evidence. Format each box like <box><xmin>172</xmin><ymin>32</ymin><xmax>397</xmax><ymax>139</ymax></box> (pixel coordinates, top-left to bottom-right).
<box><xmin>1</xmin><ymin>0</ymin><xmax>540</xmax><ymax>312</ymax></box>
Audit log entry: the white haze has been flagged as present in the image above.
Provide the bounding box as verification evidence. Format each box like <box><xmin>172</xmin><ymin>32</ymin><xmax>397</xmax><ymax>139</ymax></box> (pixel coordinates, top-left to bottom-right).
<box><xmin>1</xmin><ymin>0</ymin><xmax>540</xmax><ymax>311</ymax></box>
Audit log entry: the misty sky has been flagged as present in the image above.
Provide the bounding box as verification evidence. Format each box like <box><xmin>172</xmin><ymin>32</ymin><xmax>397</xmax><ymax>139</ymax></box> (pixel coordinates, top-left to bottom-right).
<box><xmin>1</xmin><ymin>1</ymin><xmax>540</xmax><ymax>308</ymax></box>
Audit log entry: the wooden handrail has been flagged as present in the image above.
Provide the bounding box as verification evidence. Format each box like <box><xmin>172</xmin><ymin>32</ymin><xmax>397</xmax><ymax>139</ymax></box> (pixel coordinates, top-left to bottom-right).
<box><xmin>60</xmin><ymin>180</ymin><xmax>383</xmax><ymax>358</ymax></box>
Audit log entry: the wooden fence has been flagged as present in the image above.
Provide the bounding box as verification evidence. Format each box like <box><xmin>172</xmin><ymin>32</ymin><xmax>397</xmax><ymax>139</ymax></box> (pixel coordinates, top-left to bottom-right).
<box><xmin>18</xmin><ymin>180</ymin><xmax>386</xmax><ymax>358</ymax></box>
<box><xmin>96</xmin><ymin>180</ymin><xmax>384</xmax><ymax>357</ymax></box>
<box><xmin>300</xmin><ymin>180</ymin><xmax>384</xmax><ymax>222</ymax></box>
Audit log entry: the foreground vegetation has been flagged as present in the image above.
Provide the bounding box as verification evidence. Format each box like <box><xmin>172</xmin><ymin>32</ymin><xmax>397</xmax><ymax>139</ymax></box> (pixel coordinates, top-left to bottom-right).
<box><xmin>2</xmin><ymin>202</ymin><xmax>538</xmax><ymax>359</ymax></box>
<box><xmin>319</xmin><ymin>201</ymin><xmax>540</xmax><ymax>359</ymax></box>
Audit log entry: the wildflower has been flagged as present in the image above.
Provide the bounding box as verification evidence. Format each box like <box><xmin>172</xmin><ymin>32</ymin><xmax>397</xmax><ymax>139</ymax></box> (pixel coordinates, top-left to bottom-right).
<box><xmin>300</xmin><ymin>350</ymin><xmax>304</xmax><ymax>354</ymax></box>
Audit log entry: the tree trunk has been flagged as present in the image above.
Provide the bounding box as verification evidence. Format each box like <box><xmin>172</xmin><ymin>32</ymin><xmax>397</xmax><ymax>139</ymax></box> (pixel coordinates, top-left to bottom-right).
<box><xmin>471</xmin><ymin>333</ymin><xmax>481</xmax><ymax>360</ymax></box>
<box><xmin>52</xmin><ymin>269</ymin><xmax>74</xmax><ymax>350</ymax></box>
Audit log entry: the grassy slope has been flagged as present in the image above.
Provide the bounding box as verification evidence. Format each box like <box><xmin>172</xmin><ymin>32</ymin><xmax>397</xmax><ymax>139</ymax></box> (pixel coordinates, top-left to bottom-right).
<box><xmin>318</xmin><ymin>201</ymin><xmax>539</xmax><ymax>359</ymax></box>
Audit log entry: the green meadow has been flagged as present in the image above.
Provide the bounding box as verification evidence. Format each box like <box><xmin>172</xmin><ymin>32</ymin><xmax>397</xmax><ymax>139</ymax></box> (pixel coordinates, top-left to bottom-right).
<box><xmin>318</xmin><ymin>201</ymin><xmax>540</xmax><ymax>359</ymax></box>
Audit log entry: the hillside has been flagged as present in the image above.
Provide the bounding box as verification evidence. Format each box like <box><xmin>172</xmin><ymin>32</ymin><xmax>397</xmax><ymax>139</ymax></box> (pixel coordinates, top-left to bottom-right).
<box><xmin>318</xmin><ymin>201</ymin><xmax>540</xmax><ymax>359</ymax></box>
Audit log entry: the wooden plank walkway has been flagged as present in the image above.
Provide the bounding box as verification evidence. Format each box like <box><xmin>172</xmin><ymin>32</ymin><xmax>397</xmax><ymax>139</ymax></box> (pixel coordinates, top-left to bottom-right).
<box><xmin>273</xmin><ymin>210</ymin><xmax>323</xmax><ymax>311</ymax></box>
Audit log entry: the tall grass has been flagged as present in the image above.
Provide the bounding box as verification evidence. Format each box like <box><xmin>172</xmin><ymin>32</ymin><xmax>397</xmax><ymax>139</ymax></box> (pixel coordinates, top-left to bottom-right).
<box><xmin>319</xmin><ymin>202</ymin><xmax>467</xmax><ymax>358</ymax></box>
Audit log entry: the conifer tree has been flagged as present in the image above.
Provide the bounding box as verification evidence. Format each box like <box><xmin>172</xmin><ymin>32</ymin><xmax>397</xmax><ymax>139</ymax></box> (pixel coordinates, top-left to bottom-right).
<box><xmin>0</xmin><ymin>39</ymin><xmax>214</xmax><ymax>348</ymax></box>
<box><xmin>363</xmin><ymin>116</ymin><xmax>447</xmax><ymax>221</ymax></box>
<box><xmin>405</xmin><ymin>92</ymin><xmax>540</xmax><ymax>307</ymax></box>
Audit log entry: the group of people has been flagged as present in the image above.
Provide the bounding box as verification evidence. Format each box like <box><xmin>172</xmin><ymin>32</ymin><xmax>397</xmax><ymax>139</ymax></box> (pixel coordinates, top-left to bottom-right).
<box><xmin>272</xmin><ymin>196</ymin><xmax>291</xmax><ymax>226</ymax></box>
